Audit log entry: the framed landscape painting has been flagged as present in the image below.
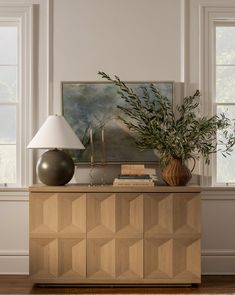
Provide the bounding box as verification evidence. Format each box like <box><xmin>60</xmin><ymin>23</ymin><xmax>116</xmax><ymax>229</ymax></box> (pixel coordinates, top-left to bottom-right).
<box><xmin>62</xmin><ymin>81</ymin><xmax>174</xmax><ymax>163</ymax></box>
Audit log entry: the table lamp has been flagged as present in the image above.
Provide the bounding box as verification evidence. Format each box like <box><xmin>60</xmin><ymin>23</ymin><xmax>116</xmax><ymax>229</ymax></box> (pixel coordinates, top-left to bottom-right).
<box><xmin>27</xmin><ymin>115</ymin><xmax>85</xmax><ymax>186</ymax></box>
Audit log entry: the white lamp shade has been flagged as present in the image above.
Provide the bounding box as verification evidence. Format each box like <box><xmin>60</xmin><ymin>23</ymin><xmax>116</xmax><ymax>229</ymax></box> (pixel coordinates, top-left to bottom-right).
<box><xmin>27</xmin><ymin>115</ymin><xmax>85</xmax><ymax>150</ymax></box>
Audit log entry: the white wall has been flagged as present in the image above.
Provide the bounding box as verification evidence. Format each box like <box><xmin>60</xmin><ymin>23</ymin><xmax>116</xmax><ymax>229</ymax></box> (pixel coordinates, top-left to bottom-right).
<box><xmin>201</xmin><ymin>190</ymin><xmax>235</xmax><ymax>274</ymax></box>
<box><xmin>52</xmin><ymin>0</ymin><xmax>184</xmax><ymax>187</ymax></box>
<box><xmin>53</xmin><ymin>0</ymin><xmax>183</xmax><ymax>114</ymax></box>
<box><xmin>0</xmin><ymin>192</ymin><xmax>29</xmax><ymax>274</ymax></box>
<box><xmin>0</xmin><ymin>0</ymin><xmax>235</xmax><ymax>276</ymax></box>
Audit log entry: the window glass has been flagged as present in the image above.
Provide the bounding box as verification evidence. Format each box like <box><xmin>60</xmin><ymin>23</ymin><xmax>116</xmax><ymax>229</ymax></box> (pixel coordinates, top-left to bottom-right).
<box><xmin>0</xmin><ymin>66</ymin><xmax>17</xmax><ymax>102</ymax></box>
<box><xmin>0</xmin><ymin>26</ymin><xmax>17</xmax><ymax>65</ymax></box>
<box><xmin>0</xmin><ymin>106</ymin><xmax>16</xmax><ymax>144</ymax></box>
<box><xmin>216</xmin><ymin>26</ymin><xmax>235</xmax><ymax>65</ymax></box>
<box><xmin>216</xmin><ymin>66</ymin><xmax>235</xmax><ymax>102</ymax></box>
<box><xmin>0</xmin><ymin>145</ymin><xmax>16</xmax><ymax>183</ymax></box>
<box><xmin>0</xmin><ymin>25</ymin><xmax>18</xmax><ymax>185</ymax></box>
<box><xmin>217</xmin><ymin>146</ymin><xmax>235</xmax><ymax>183</ymax></box>
<box><xmin>216</xmin><ymin>25</ymin><xmax>235</xmax><ymax>184</ymax></box>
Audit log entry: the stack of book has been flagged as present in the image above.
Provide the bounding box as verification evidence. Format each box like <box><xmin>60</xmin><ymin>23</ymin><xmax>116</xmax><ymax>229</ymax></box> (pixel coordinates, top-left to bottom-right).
<box><xmin>113</xmin><ymin>174</ymin><xmax>155</xmax><ymax>186</ymax></box>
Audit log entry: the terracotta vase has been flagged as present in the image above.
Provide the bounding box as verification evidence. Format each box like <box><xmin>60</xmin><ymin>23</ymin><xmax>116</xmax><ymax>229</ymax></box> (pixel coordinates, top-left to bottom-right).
<box><xmin>161</xmin><ymin>158</ymin><xmax>193</xmax><ymax>186</ymax></box>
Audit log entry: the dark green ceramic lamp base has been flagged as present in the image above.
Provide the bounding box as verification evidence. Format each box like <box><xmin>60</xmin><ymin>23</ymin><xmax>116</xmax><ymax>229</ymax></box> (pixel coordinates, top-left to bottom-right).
<box><xmin>36</xmin><ymin>149</ymin><xmax>75</xmax><ymax>186</ymax></box>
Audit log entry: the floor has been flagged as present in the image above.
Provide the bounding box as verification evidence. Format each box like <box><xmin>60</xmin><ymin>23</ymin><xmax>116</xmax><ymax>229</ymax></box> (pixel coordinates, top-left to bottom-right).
<box><xmin>0</xmin><ymin>276</ymin><xmax>234</xmax><ymax>294</ymax></box>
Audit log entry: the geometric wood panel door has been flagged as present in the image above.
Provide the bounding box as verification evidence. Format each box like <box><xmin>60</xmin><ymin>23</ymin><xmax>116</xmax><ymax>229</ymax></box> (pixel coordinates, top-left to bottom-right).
<box><xmin>115</xmin><ymin>193</ymin><xmax>143</xmax><ymax>235</ymax></box>
<box><xmin>30</xmin><ymin>192</ymin><xmax>86</xmax><ymax>235</ymax></box>
<box><xmin>144</xmin><ymin>193</ymin><xmax>173</xmax><ymax>235</ymax></box>
<box><xmin>172</xmin><ymin>193</ymin><xmax>201</xmax><ymax>235</ymax></box>
<box><xmin>86</xmin><ymin>193</ymin><xmax>143</xmax><ymax>280</ymax></box>
<box><xmin>58</xmin><ymin>238</ymin><xmax>86</xmax><ymax>279</ymax></box>
<box><xmin>144</xmin><ymin>237</ymin><xmax>200</xmax><ymax>280</ymax></box>
<box><xmin>30</xmin><ymin>237</ymin><xmax>86</xmax><ymax>279</ymax></box>
<box><xmin>30</xmin><ymin>192</ymin><xmax>86</xmax><ymax>281</ymax></box>
<box><xmin>87</xmin><ymin>238</ymin><xmax>115</xmax><ymax>279</ymax></box>
<box><xmin>144</xmin><ymin>237</ymin><xmax>172</xmax><ymax>279</ymax></box>
<box><xmin>144</xmin><ymin>192</ymin><xmax>201</xmax><ymax>281</ymax></box>
<box><xmin>116</xmin><ymin>238</ymin><xmax>143</xmax><ymax>279</ymax></box>
<box><xmin>144</xmin><ymin>193</ymin><xmax>201</xmax><ymax>236</ymax></box>
<box><xmin>29</xmin><ymin>186</ymin><xmax>201</xmax><ymax>284</ymax></box>
<box><xmin>30</xmin><ymin>238</ymin><xmax>58</xmax><ymax>279</ymax></box>
<box><xmin>86</xmin><ymin>193</ymin><xmax>115</xmax><ymax>235</ymax></box>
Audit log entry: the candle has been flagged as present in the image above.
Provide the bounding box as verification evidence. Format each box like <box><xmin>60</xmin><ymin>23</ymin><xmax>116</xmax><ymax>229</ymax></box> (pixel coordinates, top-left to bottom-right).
<box><xmin>101</xmin><ymin>127</ymin><xmax>106</xmax><ymax>163</ymax></box>
<box><xmin>89</xmin><ymin>128</ymin><xmax>94</xmax><ymax>164</ymax></box>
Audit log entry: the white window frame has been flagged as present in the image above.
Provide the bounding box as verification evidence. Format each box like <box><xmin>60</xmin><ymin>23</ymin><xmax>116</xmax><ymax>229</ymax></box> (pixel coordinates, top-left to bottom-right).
<box><xmin>0</xmin><ymin>4</ymin><xmax>34</xmax><ymax>187</ymax></box>
<box><xmin>187</xmin><ymin>0</ymin><xmax>235</xmax><ymax>186</ymax></box>
<box><xmin>0</xmin><ymin>21</ymin><xmax>19</xmax><ymax>186</ymax></box>
<box><xmin>213</xmin><ymin>21</ymin><xmax>235</xmax><ymax>186</ymax></box>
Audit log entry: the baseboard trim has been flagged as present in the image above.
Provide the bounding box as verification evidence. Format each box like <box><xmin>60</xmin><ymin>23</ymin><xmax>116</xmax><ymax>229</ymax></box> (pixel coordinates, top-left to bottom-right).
<box><xmin>202</xmin><ymin>250</ymin><xmax>235</xmax><ymax>256</ymax></box>
<box><xmin>0</xmin><ymin>255</ymin><xmax>29</xmax><ymax>275</ymax></box>
<box><xmin>202</xmin><ymin>255</ymin><xmax>235</xmax><ymax>274</ymax></box>
<box><xmin>0</xmin><ymin>250</ymin><xmax>29</xmax><ymax>256</ymax></box>
<box><xmin>0</xmin><ymin>254</ymin><xmax>235</xmax><ymax>275</ymax></box>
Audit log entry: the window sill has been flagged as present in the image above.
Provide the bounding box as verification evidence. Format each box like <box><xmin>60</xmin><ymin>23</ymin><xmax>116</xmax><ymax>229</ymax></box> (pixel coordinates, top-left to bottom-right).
<box><xmin>202</xmin><ymin>186</ymin><xmax>235</xmax><ymax>191</ymax></box>
<box><xmin>0</xmin><ymin>187</ymin><xmax>28</xmax><ymax>192</ymax></box>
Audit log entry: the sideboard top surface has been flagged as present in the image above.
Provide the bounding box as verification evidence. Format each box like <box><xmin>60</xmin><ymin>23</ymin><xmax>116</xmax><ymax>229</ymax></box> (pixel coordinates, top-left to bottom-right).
<box><xmin>29</xmin><ymin>184</ymin><xmax>201</xmax><ymax>193</ymax></box>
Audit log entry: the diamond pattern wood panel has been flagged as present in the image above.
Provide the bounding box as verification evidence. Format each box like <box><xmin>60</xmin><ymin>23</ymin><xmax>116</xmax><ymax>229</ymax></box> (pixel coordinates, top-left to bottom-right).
<box><xmin>30</xmin><ymin>189</ymin><xmax>201</xmax><ymax>284</ymax></box>
<box><xmin>144</xmin><ymin>193</ymin><xmax>173</xmax><ymax>235</ymax></box>
<box><xmin>30</xmin><ymin>192</ymin><xmax>86</xmax><ymax>282</ymax></box>
<box><xmin>116</xmin><ymin>238</ymin><xmax>143</xmax><ymax>279</ymax></box>
<box><xmin>144</xmin><ymin>193</ymin><xmax>200</xmax><ymax>236</ymax></box>
<box><xmin>173</xmin><ymin>194</ymin><xmax>201</xmax><ymax>234</ymax></box>
<box><xmin>58</xmin><ymin>238</ymin><xmax>86</xmax><ymax>278</ymax></box>
<box><xmin>57</xmin><ymin>193</ymin><xmax>86</xmax><ymax>234</ymax></box>
<box><xmin>30</xmin><ymin>238</ymin><xmax>58</xmax><ymax>279</ymax></box>
<box><xmin>116</xmin><ymin>193</ymin><xmax>143</xmax><ymax>235</ymax></box>
<box><xmin>87</xmin><ymin>238</ymin><xmax>115</xmax><ymax>279</ymax></box>
<box><xmin>30</xmin><ymin>193</ymin><xmax>58</xmax><ymax>233</ymax></box>
<box><xmin>30</xmin><ymin>192</ymin><xmax>86</xmax><ymax>235</ymax></box>
<box><xmin>144</xmin><ymin>238</ymin><xmax>172</xmax><ymax>279</ymax></box>
<box><xmin>87</xmin><ymin>193</ymin><xmax>115</xmax><ymax>235</ymax></box>
<box><xmin>144</xmin><ymin>237</ymin><xmax>200</xmax><ymax>279</ymax></box>
<box><xmin>86</xmin><ymin>193</ymin><xmax>143</xmax><ymax>279</ymax></box>
<box><xmin>172</xmin><ymin>237</ymin><xmax>201</xmax><ymax>279</ymax></box>
<box><xmin>143</xmin><ymin>193</ymin><xmax>201</xmax><ymax>281</ymax></box>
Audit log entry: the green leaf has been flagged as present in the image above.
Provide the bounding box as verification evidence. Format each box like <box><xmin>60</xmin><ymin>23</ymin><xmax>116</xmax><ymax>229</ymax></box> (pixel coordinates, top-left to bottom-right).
<box><xmin>98</xmin><ymin>71</ymin><xmax>235</xmax><ymax>167</ymax></box>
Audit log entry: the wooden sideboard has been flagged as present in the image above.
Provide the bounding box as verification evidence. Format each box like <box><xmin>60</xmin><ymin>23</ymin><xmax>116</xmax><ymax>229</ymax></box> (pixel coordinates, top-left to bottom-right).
<box><xmin>29</xmin><ymin>185</ymin><xmax>201</xmax><ymax>285</ymax></box>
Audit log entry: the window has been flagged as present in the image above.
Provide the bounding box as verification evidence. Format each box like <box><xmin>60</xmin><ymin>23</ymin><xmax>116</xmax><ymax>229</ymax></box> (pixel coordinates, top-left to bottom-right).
<box><xmin>0</xmin><ymin>4</ymin><xmax>34</xmax><ymax>188</ymax></box>
<box><xmin>0</xmin><ymin>23</ymin><xmax>18</xmax><ymax>185</ymax></box>
<box><xmin>215</xmin><ymin>23</ymin><xmax>235</xmax><ymax>184</ymax></box>
<box><xmin>188</xmin><ymin>1</ymin><xmax>235</xmax><ymax>186</ymax></box>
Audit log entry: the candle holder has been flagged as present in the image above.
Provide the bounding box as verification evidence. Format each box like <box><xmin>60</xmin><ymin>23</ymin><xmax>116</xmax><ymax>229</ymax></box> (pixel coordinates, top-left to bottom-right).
<box><xmin>89</xmin><ymin>128</ymin><xmax>95</xmax><ymax>186</ymax></box>
<box><xmin>88</xmin><ymin>163</ymin><xmax>95</xmax><ymax>186</ymax></box>
<box><xmin>100</xmin><ymin>127</ymin><xmax>107</xmax><ymax>185</ymax></box>
<box><xmin>99</xmin><ymin>161</ymin><xmax>107</xmax><ymax>186</ymax></box>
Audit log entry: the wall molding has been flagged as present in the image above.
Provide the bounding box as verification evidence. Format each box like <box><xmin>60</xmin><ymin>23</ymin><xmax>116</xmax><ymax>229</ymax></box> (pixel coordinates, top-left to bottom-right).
<box><xmin>0</xmin><ymin>256</ymin><xmax>28</xmax><ymax>275</ymax></box>
<box><xmin>0</xmin><ymin>191</ymin><xmax>29</xmax><ymax>201</ymax></box>
<box><xmin>0</xmin><ymin>250</ymin><xmax>28</xmax><ymax>256</ymax></box>
<box><xmin>202</xmin><ymin>250</ymin><xmax>235</xmax><ymax>256</ymax></box>
<box><xmin>201</xmin><ymin>191</ymin><xmax>235</xmax><ymax>200</ymax></box>
<box><xmin>0</xmin><ymin>187</ymin><xmax>235</xmax><ymax>200</ymax></box>
<box><xmin>202</xmin><ymin>256</ymin><xmax>235</xmax><ymax>275</ymax></box>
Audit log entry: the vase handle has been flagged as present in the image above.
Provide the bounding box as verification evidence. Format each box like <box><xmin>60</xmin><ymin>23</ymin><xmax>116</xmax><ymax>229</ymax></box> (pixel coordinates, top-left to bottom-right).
<box><xmin>190</xmin><ymin>157</ymin><xmax>196</xmax><ymax>173</ymax></box>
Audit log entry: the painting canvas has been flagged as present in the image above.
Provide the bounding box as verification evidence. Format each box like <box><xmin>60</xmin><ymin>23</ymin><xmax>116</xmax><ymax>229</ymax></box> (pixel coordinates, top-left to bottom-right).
<box><xmin>62</xmin><ymin>81</ymin><xmax>174</xmax><ymax>163</ymax></box>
